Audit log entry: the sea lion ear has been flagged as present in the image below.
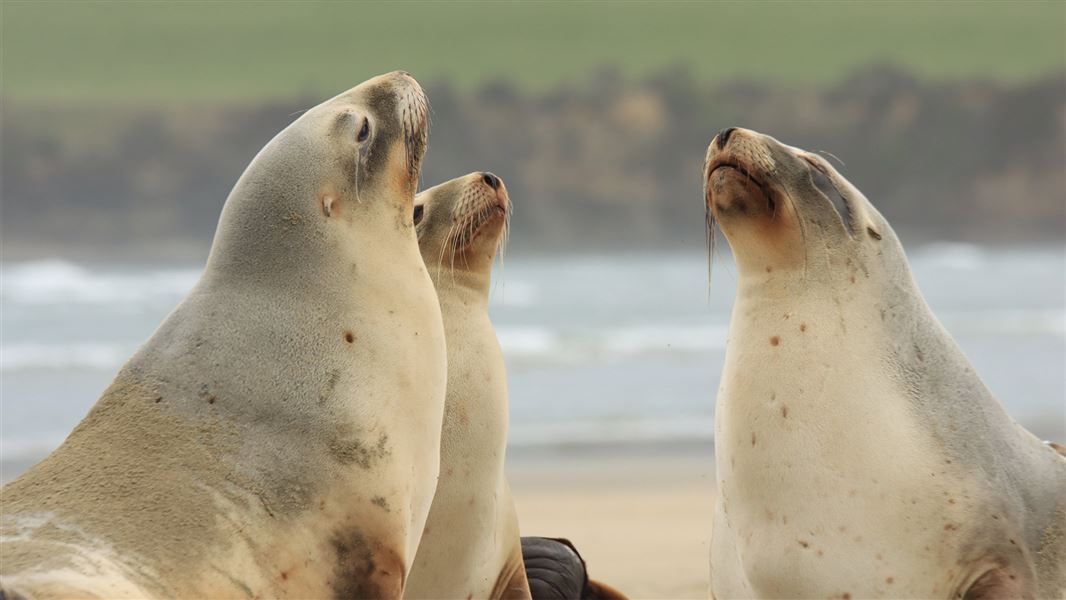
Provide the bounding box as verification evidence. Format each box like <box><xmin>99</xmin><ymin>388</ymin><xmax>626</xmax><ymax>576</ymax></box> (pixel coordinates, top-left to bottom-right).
<box><xmin>322</xmin><ymin>194</ymin><xmax>336</xmax><ymax>217</ymax></box>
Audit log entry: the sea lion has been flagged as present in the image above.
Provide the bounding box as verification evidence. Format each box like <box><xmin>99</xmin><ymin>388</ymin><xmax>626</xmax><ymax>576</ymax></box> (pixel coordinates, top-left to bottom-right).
<box><xmin>0</xmin><ymin>71</ymin><xmax>447</xmax><ymax>599</ymax></box>
<box><xmin>704</xmin><ymin>127</ymin><xmax>1065</xmax><ymax>599</ymax></box>
<box><xmin>403</xmin><ymin>172</ymin><xmax>530</xmax><ymax>600</ymax></box>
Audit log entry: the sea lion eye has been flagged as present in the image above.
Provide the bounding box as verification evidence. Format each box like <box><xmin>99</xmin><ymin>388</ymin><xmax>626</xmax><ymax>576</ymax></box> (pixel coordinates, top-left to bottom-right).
<box><xmin>357</xmin><ymin>117</ymin><xmax>370</xmax><ymax>142</ymax></box>
<box><xmin>413</xmin><ymin>204</ymin><xmax>425</xmax><ymax>225</ymax></box>
<box><xmin>806</xmin><ymin>161</ymin><xmax>854</xmax><ymax>235</ymax></box>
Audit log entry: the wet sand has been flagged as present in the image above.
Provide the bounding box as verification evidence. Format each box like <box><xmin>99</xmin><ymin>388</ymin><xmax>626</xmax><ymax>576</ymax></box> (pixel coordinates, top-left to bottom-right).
<box><xmin>508</xmin><ymin>443</ymin><xmax>716</xmax><ymax>599</ymax></box>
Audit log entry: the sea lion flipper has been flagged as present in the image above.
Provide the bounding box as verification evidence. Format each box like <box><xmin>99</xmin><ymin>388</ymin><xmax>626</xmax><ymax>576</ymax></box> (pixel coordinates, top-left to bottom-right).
<box><xmin>521</xmin><ymin>537</ymin><xmax>586</xmax><ymax>599</ymax></box>
<box><xmin>520</xmin><ymin>537</ymin><xmax>628</xmax><ymax>600</ymax></box>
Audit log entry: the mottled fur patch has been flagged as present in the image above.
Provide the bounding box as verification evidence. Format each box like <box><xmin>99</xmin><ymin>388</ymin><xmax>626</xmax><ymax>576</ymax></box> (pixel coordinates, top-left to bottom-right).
<box><xmin>329</xmin><ymin>530</ymin><xmax>404</xmax><ymax>600</ymax></box>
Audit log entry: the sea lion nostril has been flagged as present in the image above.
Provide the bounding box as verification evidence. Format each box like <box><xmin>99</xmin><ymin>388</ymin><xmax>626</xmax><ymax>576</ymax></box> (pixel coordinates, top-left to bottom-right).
<box><xmin>482</xmin><ymin>172</ymin><xmax>500</xmax><ymax>190</ymax></box>
<box><xmin>716</xmin><ymin>127</ymin><xmax>737</xmax><ymax>149</ymax></box>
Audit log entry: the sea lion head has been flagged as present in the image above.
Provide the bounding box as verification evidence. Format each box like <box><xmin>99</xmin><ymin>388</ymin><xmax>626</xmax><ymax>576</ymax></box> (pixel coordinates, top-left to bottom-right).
<box><xmin>205</xmin><ymin>71</ymin><xmax>429</xmax><ymax>281</ymax></box>
<box><xmin>704</xmin><ymin>127</ymin><xmax>894</xmax><ymax>285</ymax></box>
<box><xmin>414</xmin><ymin>172</ymin><xmax>511</xmax><ymax>293</ymax></box>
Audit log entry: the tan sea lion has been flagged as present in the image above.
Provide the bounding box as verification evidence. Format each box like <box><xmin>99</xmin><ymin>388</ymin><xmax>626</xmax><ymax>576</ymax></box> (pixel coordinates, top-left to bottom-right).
<box><xmin>704</xmin><ymin>127</ymin><xmax>1065</xmax><ymax>599</ymax></box>
<box><xmin>404</xmin><ymin>172</ymin><xmax>530</xmax><ymax>599</ymax></box>
<box><xmin>0</xmin><ymin>71</ymin><xmax>447</xmax><ymax>599</ymax></box>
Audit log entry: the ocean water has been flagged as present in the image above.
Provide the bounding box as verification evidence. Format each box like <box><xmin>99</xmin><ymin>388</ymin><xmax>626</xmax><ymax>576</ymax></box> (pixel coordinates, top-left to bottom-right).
<box><xmin>2</xmin><ymin>245</ymin><xmax>1064</xmax><ymax>474</ymax></box>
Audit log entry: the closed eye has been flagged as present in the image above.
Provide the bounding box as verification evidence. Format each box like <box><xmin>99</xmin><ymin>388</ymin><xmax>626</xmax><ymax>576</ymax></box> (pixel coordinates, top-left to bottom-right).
<box><xmin>804</xmin><ymin>158</ymin><xmax>854</xmax><ymax>235</ymax></box>
<box><xmin>357</xmin><ymin>117</ymin><xmax>370</xmax><ymax>142</ymax></box>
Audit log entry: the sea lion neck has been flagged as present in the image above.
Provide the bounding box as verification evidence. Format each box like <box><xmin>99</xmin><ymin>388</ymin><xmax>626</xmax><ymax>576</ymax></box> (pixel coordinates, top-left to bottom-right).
<box><xmin>429</xmin><ymin>267</ymin><xmax>492</xmax><ymax>307</ymax></box>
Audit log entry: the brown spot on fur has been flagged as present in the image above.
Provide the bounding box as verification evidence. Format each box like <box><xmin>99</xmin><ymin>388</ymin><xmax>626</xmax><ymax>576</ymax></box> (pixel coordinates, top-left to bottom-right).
<box><xmin>280</xmin><ymin>571</ymin><xmax>289</xmax><ymax>581</ymax></box>
<box><xmin>344</xmin><ymin>331</ymin><xmax>355</xmax><ymax>344</ymax></box>
<box><xmin>207</xmin><ymin>395</ymin><xmax>216</xmax><ymax>404</ymax></box>
<box><xmin>371</xmin><ymin>496</ymin><xmax>390</xmax><ymax>512</ymax></box>
<box><xmin>849</xmin><ymin>275</ymin><xmax>856</xmax><ymax>284</ymax></box>
<box><xmin>944</xmin><ymin>523</ymin><xmax>958</xmax><ymax>531</ymax></box>
<box><xmin>751</xmin><ymin>432</ymin><xmax>757</xmax><ymax>446</ymax></box>
<box><xmin>329</xmin><ymin>530</ymin><xmax>404</xmax><ymax>600</ymax></box>
<box><xmin>765</xmin><ymin>266</ymin><xmax>773</xmax><ymax>273</ymax></box>
<box><xmin>153</xmin><ymin>396</ymin><xmax>162</xmax><ymax>403</ymax></box>
<box><xmin>800</xmin><ymin>323</ymin><xmax>807</xmax><ymax>332</ymax></box>
<box><xmin>843</xmin><ymin>594</ymin><xmax>851</xmax><ymax>600</ymax></box>
<box><xmin>781</xmin><ymin>405</ymin><xmax>789</xmax><ymax>418</ymax></box>
<box><xmin>770</xmin><ymin>336</ymin><xmax>780</xmax><ymax>346</ymax></box>
<box><xmin>817</xmin><ymin>549</ymin><xmax>824</xmax><ymax>557</ymax></box>
<box><xmin>798</xmin><ymin>540</ymin><xmax>810</xmax><ymax>548</ymax></box>
<box><xmin>886</xmin><ymin>576</ymin><xmax>894</xmax><ymax>584</ymax></box>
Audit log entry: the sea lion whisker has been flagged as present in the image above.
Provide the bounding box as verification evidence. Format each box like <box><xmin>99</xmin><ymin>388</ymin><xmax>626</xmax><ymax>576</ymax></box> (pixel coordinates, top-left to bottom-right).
<box><xmin>817</xmin><ymin>150</ymin><xmax>846</xmax><ymax>168</ymax></box>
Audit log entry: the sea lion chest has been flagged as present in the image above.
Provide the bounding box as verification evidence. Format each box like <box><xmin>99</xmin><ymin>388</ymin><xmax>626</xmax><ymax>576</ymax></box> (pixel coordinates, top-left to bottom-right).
<box><xmin>715</xmin><ymin>291</ymin><xmax>981</xmax><ymax>598</ymax></box>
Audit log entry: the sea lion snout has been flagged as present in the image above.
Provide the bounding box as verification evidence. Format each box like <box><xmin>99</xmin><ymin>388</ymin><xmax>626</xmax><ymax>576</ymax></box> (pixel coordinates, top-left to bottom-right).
<box><xmin>415</xmin><ymin>172</ymin><xmax>511</xmax><ymax>277</ymax></box>
<box><xmin>480</xmin><ymin>172</ymin><xmax>510</xmax><ymax>213</ymax></box>
<box><xmin>714</xmin><ymin>127</ymin><xmax>737</xmax><ymax>149</ymax></box>
<box><xmin>481</xmin><ymin>171</ymin><xmax>501</xmax><ymax>191</ymax></box>
<box><xmin>704</xmin><ymin>127</ymin><xmax>778</xmax><ymax>219</ymax></box>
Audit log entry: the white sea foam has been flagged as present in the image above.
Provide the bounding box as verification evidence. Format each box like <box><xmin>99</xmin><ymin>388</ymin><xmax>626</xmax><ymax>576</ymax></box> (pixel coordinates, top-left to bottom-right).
<box><xmin>508</xmin><ymin>414</ymin><xmax>715</xmax><ymax>448</ymax></box>
<box><xmin>2</xmin><ymin>260</ymin><xmax>199</xmax><ymax>307</ymax></box>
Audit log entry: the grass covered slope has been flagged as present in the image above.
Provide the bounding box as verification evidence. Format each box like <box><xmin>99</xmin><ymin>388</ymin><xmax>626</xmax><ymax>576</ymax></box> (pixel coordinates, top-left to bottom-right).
<box><xmin>3</xmin><ymin>1</ymin><xmax>1064</xmax><ymax>102</ymax></box>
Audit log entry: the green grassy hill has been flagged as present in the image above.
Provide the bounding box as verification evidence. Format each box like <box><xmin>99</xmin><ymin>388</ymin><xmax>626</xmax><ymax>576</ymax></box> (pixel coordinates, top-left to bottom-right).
<box><xmin>3</xmin><ymin>1</ymin><xmax>1063</xmax><ymax>103</ymax></box>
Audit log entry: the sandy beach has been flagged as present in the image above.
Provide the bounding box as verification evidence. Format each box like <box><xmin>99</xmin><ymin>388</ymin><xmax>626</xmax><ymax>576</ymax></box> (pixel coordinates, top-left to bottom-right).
<box><xmin>509</xmin><ymin>443</ymin><xmax>716</xmax><ymax>599</ymax></box>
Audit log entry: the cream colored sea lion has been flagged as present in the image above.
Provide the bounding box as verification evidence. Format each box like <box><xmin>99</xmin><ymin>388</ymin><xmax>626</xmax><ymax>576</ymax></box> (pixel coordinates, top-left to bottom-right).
<box><xmin>704</xmin><ymin>127</ymin><xmax>1065</xmax><ymax>599</ymax></box>
<box><xmin>0</xmin><ymin>71</ymin><xmax>447</xmax><ymax>599</ymax></box>
<box><xmin>403</xmin><ymin>172</ymin><xmax>530</xmax><ymax>600</ymax></box>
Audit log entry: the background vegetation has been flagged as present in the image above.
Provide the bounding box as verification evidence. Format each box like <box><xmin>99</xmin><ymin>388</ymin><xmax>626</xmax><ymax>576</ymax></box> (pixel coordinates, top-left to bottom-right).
<box><xmin>2</xmin><ymin>1</ymin><xmax>1064</xmax><ymax>259</ymax></box>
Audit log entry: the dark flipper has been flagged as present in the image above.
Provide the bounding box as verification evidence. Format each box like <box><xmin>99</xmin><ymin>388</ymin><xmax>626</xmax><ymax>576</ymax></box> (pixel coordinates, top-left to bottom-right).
<box><xmin>521</xmin><ymin>537</ymin><xmax>628</xmax><ymax>600</ymax></box>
